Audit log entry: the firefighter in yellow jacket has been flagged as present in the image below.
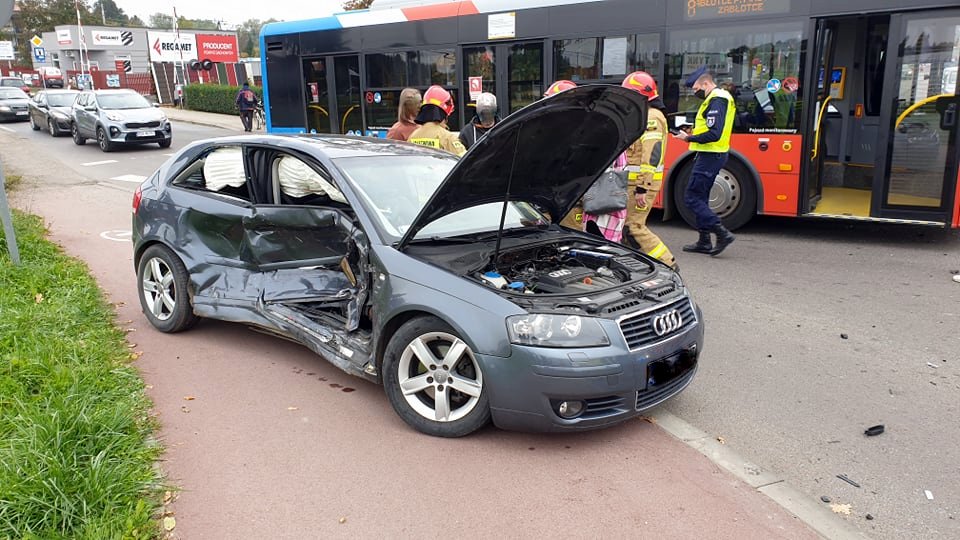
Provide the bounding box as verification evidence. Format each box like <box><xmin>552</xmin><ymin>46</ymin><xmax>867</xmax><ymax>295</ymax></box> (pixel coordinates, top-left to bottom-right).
<box><xmin>408</xmin><ymin>85</ymin><xmax>466</xmax><ymax>157</ymax></box>
<box><xmin>620</xmin><ymin>71</ymin><xmax>677</xmax><ymax>269</ymax></box>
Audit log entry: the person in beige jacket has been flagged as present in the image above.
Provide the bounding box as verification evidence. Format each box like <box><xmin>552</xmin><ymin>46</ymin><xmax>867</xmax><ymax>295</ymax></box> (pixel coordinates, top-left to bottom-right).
<box><xmin>408</xmin><ymin>85</ymin><xmax>466</xmax><ymax>157</ymax></box>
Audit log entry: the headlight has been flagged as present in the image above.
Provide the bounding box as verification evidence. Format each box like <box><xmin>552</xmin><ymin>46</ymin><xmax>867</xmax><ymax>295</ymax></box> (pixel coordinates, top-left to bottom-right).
<box><xmin>0</xmin><ymin>106</ymin><xmax>10</xmax><ymax>112</ymax></box>
<box><xmin>507</xmin><ymin>314</ymin><xmax>610</xmax><ymax>348</ymax></box>
<box><xmin>106</xmin><ymin>112</ymin><xmax>124</xmax><ymax>121</ymax></box>
<box><xmin>50</xmin><ymin>111</ymin><xmax>68</xmax><ymax>119</ymax></box>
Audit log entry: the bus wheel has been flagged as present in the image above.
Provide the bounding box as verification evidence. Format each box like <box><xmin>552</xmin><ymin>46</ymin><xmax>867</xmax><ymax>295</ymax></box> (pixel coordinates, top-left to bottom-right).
<box><xmin>672</xmin><ymin>157</ymin><xmax>756</xmax><ymax>231</ymax></box>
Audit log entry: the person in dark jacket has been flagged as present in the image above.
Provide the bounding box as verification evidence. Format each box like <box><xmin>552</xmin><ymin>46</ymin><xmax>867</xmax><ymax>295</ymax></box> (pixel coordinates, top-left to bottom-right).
<box><xmin>235</xmin><ymin>82</ymin><xmax>259</xmax><ymax>132</ymax></box>
<box><xmin>459</xmin><ymin>92</ymin><xmax>499</xmax><ymax>149</ymax></box>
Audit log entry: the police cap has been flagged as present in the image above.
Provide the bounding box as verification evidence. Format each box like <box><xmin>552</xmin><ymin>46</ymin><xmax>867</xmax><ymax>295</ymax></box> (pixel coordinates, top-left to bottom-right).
<box><xmin>685</xmin><ymin>66</ymin><xmax>709</xmax><ymax>88</ymax></box>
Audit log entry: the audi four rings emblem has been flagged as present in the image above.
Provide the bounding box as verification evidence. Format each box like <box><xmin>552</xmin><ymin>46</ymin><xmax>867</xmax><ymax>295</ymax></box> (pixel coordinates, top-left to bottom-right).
<box><xmin>652</xmin><ymin>310</ymin><xmax>683</xmax><ymax>336</ymax></box>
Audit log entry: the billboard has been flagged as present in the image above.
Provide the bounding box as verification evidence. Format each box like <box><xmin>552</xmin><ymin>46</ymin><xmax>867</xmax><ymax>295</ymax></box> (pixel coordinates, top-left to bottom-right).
<box><xmin>57</xmin><ymin>28</ymin><xmax>73</xmax><ymax>45</ymax></box>
<box><xmin>147</xmin><ymin>31</ymin><xmax>197</xmax><ymax>62</ymax></box>
<box><xmin>91</xmin><ymin>30</ymin><xmax>123</xmax><ymax>46</ymax></box>
<box><xmin>196</xmin><ymin>34</ymin><xmax>239</xmax><ymax>63</ymax></box>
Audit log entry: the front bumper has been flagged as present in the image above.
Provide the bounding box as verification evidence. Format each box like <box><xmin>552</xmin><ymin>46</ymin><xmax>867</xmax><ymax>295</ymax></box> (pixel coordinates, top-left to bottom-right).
<box><xmin>0</xmin><ymin>109</ymin><xmax>29</xmax><ymax>121</ymax></box>
<box><xmin>49</xmin><ymin>114</ymin><xmax>71</xmax><ymax>129</ymax></box>
<box><xmin>481</xmin><ymin>302</ymin><xmax>704</xmax><ymax>432</ymax></box>
<box><xmin>103</xmin><ymin>120</ymin><xmax>172</xmax><ymax>144</ymax></box>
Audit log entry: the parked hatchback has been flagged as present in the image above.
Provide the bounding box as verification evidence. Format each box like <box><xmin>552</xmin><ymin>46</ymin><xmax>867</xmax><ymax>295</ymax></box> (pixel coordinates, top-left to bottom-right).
<box><xmin>0</xmin><ymin>87</ymin><xmax>31</xmax><ymax>122</ymax></box>
<box><xmin>131</xmin><ymin>86</ymin><xmax>702</xmax><ymax>437</ymax></box>
<box><xmin>72</xmin><ymin>89</ymin><xmax>171</xmax><ymax>151</ymax></box>
<box><xmin>28</xmin><ymin>89</ymin><xmax>79</xmax><ymax>136</ymax></box>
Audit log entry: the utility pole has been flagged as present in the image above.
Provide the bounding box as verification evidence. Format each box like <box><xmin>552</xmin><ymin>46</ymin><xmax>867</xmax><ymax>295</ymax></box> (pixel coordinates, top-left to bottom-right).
<box><xmin>100</xmin><ymin>1</ymin><xmax>106</xmax><ymax>25</ymax></box>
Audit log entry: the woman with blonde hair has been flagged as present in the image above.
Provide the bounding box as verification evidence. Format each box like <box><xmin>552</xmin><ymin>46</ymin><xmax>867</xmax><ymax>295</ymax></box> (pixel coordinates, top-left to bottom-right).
<box><xmin>386</xmin><ymin>88</ymin><xmax>422</xmax><ymax>141</ymax></box>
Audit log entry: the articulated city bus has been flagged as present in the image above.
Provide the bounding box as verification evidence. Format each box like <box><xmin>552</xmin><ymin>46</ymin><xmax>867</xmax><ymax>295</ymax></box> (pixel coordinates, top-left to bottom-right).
<box><xmin>260</xmin><ymin>0</ymin><xmax>960</xmax><ymax>229</ymax></box>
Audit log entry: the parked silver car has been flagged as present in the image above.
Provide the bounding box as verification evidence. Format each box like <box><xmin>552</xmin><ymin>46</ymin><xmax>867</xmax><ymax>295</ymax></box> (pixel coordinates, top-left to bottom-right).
<box><xmin>71</xmin><ymin>89</ymin><xmax>172</xmax><ymax>152</ymax></box>
<box><xmin>0</xmin><ymin>87</ymin><xmax>30</xmax><ymax>122</ymax></box>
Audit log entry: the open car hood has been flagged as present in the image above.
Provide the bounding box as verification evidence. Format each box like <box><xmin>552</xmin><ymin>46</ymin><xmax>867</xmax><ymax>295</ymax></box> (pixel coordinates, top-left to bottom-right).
<box><xmin>398</xmin><ymin>85</ymin><xmax>648</xmax><ymax>248</ymax></box>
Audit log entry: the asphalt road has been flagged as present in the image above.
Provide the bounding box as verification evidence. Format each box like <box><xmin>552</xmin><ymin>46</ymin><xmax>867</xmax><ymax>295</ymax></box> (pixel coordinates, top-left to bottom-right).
<box><xmin>3</xmin><ymin>116</ymin><xmax>957</xmax><ymax>538</ymax></box>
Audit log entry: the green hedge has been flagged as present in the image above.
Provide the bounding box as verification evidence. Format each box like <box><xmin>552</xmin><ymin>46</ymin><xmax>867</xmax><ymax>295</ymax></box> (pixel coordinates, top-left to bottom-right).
<box><xmin>183</xmin><ymin>84</ymin><xmax>262</xmax><ymax>115</ymax></box>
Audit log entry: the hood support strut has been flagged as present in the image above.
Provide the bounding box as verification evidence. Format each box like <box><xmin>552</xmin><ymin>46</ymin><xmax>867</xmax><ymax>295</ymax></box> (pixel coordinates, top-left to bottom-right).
<box><xmin>491</xmin><ymin>125</ymin><xmax>524</xmax><ymax>270</ymax></box>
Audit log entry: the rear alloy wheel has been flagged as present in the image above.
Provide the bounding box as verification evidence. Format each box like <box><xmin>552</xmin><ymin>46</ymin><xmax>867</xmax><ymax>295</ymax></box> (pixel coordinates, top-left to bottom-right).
<box><xmin>383</xmin><ymin>316</ymin><xmax>490</xmax><ymax>437</ymax></box>
<box><xmin>48</xmin><ymin>117</ymin><xmax>59</xmax><ymax>137</ymax></box>
<box><xmin>71</xmin><ymin>123</ymin><xmax>85</xmax><ymax>145</ymax></box>
<box><xmin>96</xmin><ymin>127</ymin><xmax>114</xmax><ymax>152</ymax></box>
<box><xmin>29</xmin><ymin>114</ymin><xmax>39</xmax><ymax>130</ymax></box>
<box><xmin>136</xmin><ymin>245</ymin><xmax>198</xmax><ymax>333</ymax></box>
<box><xmin>158</xmin><ymin>138</ymin><xmax>172</xmax><ymax>149</ymax></box>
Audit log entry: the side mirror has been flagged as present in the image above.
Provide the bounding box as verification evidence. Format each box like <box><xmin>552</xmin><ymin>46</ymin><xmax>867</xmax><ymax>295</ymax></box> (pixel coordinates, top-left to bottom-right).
<box><xmin>85</xmin><ymin>105</ymin><xmax>97</xmax><ymax>112</ymax></box>
<box><xmin>38</xmin><ymin>103</ymin><xmax>48</xmax><ymax>109</ymax></box>
<box><xmin>152</xmin><ymin>103</ymin><xmax>160</xmax><ymax>108</ymax></box>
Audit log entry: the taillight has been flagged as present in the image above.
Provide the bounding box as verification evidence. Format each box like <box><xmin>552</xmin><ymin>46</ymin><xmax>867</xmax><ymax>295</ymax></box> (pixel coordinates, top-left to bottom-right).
<box><xmin>132</xmin><ymin>185</ymin><xmax>142</xmax><ymax>213</ymax></box>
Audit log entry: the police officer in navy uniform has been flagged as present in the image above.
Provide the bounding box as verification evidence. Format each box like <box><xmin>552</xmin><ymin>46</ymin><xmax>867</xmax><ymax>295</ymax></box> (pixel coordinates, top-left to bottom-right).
<box><xmin>673</xmin><ymin>66</ymin><xmax>736</xmax><ymax>256</ymax></box>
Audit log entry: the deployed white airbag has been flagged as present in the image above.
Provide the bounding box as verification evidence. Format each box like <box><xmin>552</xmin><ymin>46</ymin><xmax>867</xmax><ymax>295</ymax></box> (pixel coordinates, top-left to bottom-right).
<box><xmin>277</xmin><ymin>156</ymin><xmax>346</xmax><ymax>203</ymax></box>
<box><xmin>203</xmin><ymin>147</ymin><xmax>246</xmax><ymax>191</ymax></box>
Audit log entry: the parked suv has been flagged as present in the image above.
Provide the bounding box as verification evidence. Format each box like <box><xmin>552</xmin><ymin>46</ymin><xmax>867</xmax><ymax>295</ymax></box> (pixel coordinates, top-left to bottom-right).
<box><xmin>71</xmin><ymin>89</ymin><xmax>172</xmax><ymax>152</ymax></box>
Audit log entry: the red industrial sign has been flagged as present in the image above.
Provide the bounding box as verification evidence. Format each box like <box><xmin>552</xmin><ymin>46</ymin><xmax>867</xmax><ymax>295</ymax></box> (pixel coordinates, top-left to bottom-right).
<box><xmin>196</xmin><ymin>34</ymin><xmax>239</xmax><ymax>63</ymax></box>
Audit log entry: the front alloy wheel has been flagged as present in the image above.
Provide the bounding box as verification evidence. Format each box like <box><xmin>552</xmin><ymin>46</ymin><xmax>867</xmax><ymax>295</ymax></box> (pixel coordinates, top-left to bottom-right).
<box><xmin>48</xmin><ymin>117</ymin><xmax>59</xmax><ymax>136</ymax></box>
<box><xmin>384</xmin><ymin>317</ymin><xmax>490</xmax><ymax>437</ymax></box>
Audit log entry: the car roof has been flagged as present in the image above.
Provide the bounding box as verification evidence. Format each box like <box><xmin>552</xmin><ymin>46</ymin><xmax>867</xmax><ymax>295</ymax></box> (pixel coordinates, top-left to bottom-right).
<box><xmin>42</xmin><ymin>89</ymin><xmax>78</xmax><ymax>94</ymax></box>
<box><xmin>203</xmin><ymin>134</ymin><xmax>455</xmax><ymax>160</ymax></box>
<box><xmin>89</xmin><ymin>89</ymin><xmax>139</xmax><ymax>94</ymax></box>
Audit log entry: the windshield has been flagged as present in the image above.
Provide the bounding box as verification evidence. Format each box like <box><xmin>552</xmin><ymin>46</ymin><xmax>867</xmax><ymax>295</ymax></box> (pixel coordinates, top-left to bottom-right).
<box><xmin>97</xmin><ymin>93</ymin><xmax>151</xmax><ymax>110</ymax></box>
<box><xmin>0</xmin><ymin>79</ymin><xmax>25</xmax><ymax>88</ymax></box>
<box><xmin>47</xmin><ymin>93</ymin><xmax>77</xmax><ymax>107</ymax></box>
<box><xmin>0</xmin><ymin>88</ymin><xmax>26</xmax><ymax>99</ymax></box>
<box><xmin>334</xmin><ymin>155</ymin><xmax>548</xmax><ymax>242</ymax></box>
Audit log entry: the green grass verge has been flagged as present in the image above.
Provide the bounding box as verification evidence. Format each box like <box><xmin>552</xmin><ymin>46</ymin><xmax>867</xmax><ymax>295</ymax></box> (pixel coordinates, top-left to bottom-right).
<box><xmin>0</xmin><ymin>210</ymin><xmax>164</xmax><ymax>539</ymax></box>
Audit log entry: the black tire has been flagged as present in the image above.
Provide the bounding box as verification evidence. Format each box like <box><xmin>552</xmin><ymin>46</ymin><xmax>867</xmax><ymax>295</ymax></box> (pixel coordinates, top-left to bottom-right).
<box><xmin>158</xmin><ymin>138</ymin><xmax>172</xmax><ymax>149</ymax></box>
<box><xmin>71</xmin><ymin>123</ymin><xmax>85</xmax><ymax>145</ymax></box>
<box><xmin>29</xmin><ymin>114</ymin><xmax>39</xmax><ymax>131</ymax></box>
<box><xmin>136</xmin><ymin>244</ymin><xmax>199</xmax><ymax>333</ymax></box>
<box><xmin>96</xmin><ymin>127</ymin><xmax>114</xmax><ymax>152</ymax></box>
<box><xmin>48</xmin><ymin>118</ymin><xmax>59</xmax><ymax>137</ymax></box>
<box><xmin>383</xmin><ymin>316</ymin><xmax>490</xmax><ymax>437</ymax></box>
<box><xmin>672</xmin><ymin>156</ymin><xmax>757</xmax><ymax>231</ymax></box>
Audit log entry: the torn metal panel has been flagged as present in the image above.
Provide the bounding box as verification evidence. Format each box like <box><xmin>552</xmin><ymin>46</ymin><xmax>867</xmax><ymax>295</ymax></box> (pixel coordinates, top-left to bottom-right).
<box><xmin>243</xmin><ymin>205</ymin><xmax>351</xmax><ymax>266</ymax></box>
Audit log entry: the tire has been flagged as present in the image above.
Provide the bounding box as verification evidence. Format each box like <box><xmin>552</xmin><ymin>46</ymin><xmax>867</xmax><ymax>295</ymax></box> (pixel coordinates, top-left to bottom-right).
<box><xmin>71</xmin><ymin>123</ymin><xmax>85</xmax><ymax>145</ymax></box>
<box><xmin>672</xmin><ymin>156</ymin><xmax>757</xmax><ymax>231</ymax></box>
<box><xmin>254</xmin><ymin>111</ymin><xmax>264</xmax><ymax>131</ymax></box>
<box><xmin>48</xmin><ymin>117</ymin><xmax>59</xmax><ymax>137</ymax></box>
<box><xmin>136</xmin><ymin>245</ymin><xmax>199</xmax><ymax>333</ymax></box>
<box><xmin>158</xmin><ymin>137</ymin><xmax>172</xmax><ymax>149</ymax></box>
<box><xmin>96</xmin><ymin>127</ymin><xmax>114</xmax><ymax>152</ymax></box>
<box><xmin>383</xmin><ymin>316</ymin><xmax>490</xmax><ymax>437</ymax></box>
<box><xmin>29</xmin><ymin>114</ymin><xmax>40</xmax><ymax>130</ymax></box>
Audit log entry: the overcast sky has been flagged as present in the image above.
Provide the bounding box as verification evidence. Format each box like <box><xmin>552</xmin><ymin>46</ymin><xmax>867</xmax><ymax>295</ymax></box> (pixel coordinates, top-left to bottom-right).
<box><xmin>114</xmin><ymin>0</ymin><xmax>347</xmax><ymax>27</ymax></box>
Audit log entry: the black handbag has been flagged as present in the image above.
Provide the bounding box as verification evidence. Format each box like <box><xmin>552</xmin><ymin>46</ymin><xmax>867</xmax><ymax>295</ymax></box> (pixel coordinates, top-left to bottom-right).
<box><xmin>581</xmin><ymin>169</ymin><xmax>628</xmax><ymax>215</ymax></box>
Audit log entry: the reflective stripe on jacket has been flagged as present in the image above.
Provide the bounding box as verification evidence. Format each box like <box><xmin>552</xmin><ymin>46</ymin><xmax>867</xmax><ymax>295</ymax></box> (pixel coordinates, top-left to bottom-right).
<box><xmin>409</xmin><ymin>122</ymin><xmax>466</xmax><ymax>157</ymax></box>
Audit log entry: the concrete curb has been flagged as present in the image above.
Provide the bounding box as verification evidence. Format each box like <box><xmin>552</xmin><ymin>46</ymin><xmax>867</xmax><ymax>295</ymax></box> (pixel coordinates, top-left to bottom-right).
<box><xmin>161</xmin><ymin>108</ymin><xmax>240</xmax><ymax>132</ymax></box>
<box><xmin>649</xmin><ymin>410</ymin><xmax>870</xmax><ymax>540</ymax></box>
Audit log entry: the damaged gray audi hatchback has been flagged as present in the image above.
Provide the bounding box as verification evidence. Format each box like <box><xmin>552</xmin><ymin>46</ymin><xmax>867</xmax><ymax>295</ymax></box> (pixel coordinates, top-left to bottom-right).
<box><xmin>132</xmin><ymin>85</ymin><xmax>703</xmax><ymax>437</ymax></box>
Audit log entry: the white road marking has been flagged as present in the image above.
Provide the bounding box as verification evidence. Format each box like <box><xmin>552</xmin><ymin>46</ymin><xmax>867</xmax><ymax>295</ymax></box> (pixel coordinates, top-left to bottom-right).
<box><xmin>82</xmin><ymin>159</ymin><xmax>119</xmax><ymax>166</ymax></box>
<box><xmin>0</xmin><ymin>126</ymin><xmax>14</xmax><ymax>133</ymax></box>
<box><xmin>100</xmin><ymin>230</ymin><xmax>132</xmax><ymax>242</ymax></box>
<box><xmin>163</xmin><ymin>153</ymin><xmax>176</xmax><ymax>157</ymax></box>
<box><xmin>110</xmin><ymin>174</ymin><xmax>147</xmax><ymax>183</ymax></box>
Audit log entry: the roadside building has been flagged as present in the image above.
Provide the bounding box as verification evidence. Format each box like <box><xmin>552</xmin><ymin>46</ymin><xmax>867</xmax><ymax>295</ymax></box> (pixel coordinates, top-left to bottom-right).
<box><xmin>31</xmin><ymin>25</ymin><xmax>243</xmax><ymax>103</ymax></box>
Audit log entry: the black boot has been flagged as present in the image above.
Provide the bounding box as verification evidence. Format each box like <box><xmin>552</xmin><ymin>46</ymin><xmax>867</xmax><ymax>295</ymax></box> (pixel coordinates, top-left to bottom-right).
<box><xmin>682</xmin><ymin>230</ymin><xmax>714</xmax><ymax>254</ymax></box>
<box><xmin>710</xmin><ymin>224</ymin><xmax>735</xmax><ymax>256</ymax></box>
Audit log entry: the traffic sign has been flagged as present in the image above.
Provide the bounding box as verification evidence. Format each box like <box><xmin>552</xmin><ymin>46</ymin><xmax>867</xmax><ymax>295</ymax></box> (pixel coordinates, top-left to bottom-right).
<box><xmin>30</xmin><ymin>35</ymin><xmax>43</xmax><ymax>47</ymax></box>
<box><xmin>34</xmin><ymin>47</ymin><xmax>46</xmax><ymax>61</ymax></box>
<box><xmin>0</xmin><ymin>40</ymin><xmax>14</xmax><ymax>61</ymax></box>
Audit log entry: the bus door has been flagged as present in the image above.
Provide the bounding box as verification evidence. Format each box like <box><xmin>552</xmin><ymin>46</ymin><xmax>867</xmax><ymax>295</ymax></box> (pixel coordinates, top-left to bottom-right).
<box><xmin>301</xmin><ymin>55</ymin><xmax>363</xmax><ymax>135</ymax></box>
<box><xmin>876</xmin><ymin>12</ymin><xmax>960</xmax><ymax>223</ymax></box>
<box><xmin>331</xmin><ymin>55</ymin><xmax>363</xmax><ymax>135</ymax></box>
<box><xmin>804</xmin><ymin>16</ymin><xmax>893</xmax><ymax>220</ymax></box>
<box><xmin>803</xmin><ymin>18</ymin><xmax>838</xmax><ymax>213</ymax></box>
<box><xmin>461</xmin><ymin>41</ymin><xmax>544</xmax><ymax>123</ymax></box>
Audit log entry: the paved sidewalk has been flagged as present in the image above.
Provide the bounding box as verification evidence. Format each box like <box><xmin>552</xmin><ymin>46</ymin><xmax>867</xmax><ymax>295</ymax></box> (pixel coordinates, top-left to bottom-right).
<box><xmin>162</xmin><ymin>106</ymin><xmax>250</xmax><ymax>132</ymax></box>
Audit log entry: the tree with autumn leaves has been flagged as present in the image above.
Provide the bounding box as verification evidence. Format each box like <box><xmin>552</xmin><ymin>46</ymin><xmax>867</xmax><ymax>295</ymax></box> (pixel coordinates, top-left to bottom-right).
<box><xmin>343</xmin><ymin>0</ymin><xmax>374</xmax><ymax>10</ymax></box>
